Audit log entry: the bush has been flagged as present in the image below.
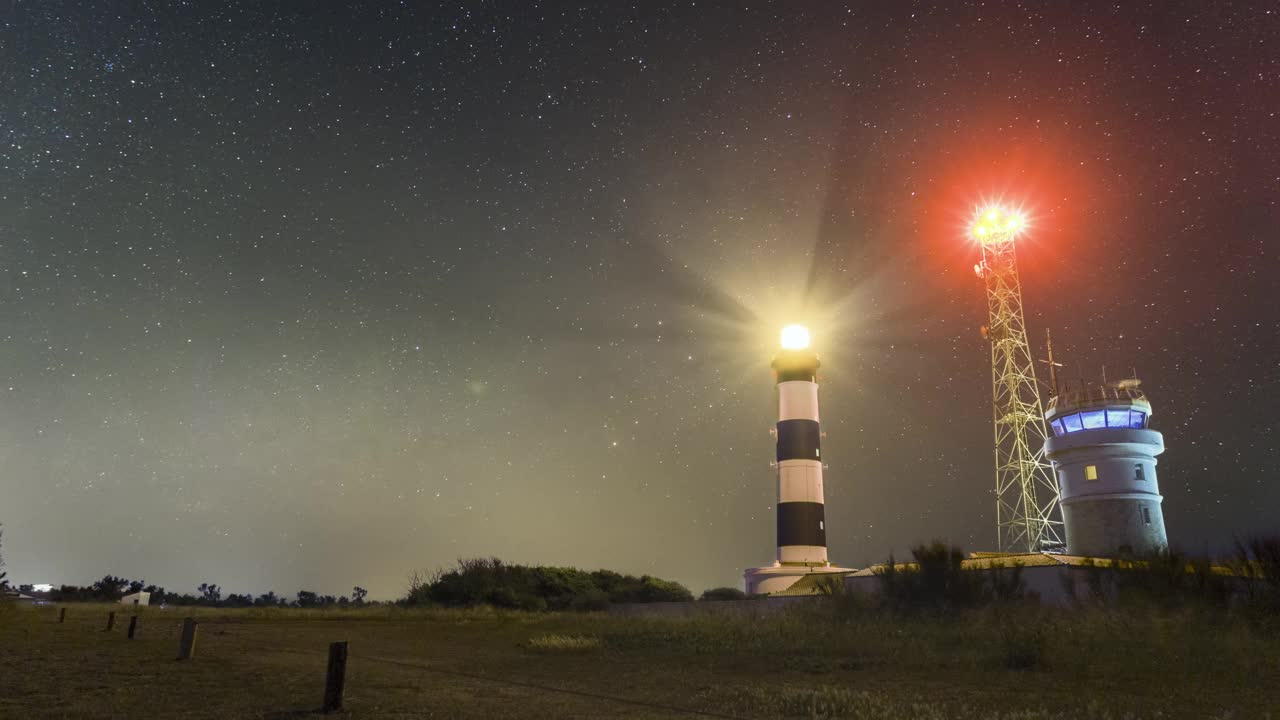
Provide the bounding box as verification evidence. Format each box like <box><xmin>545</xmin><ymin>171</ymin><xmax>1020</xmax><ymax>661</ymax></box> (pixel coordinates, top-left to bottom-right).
<box><xmin>876</xmin><ymin>541</ymin><xmax>1022</xmax><ymax>612</ymax></box>
<box><xmin>1233</xmin><ymin>535</ymin><xmax>1280</xmax><ymax>614</ymax></box>
<box><xmin>1069</xmin><ymin>549</ymin><xmax>1234</xmax><ymax>611</ymax></box>
<box><xmin>407</xmin><ymin>558</ymin><xmax>693</xmax><ymax>610</ymax></box>
<box><xmin>631</xmin><ymin>576</ymin><xmax>695</xmax><ymax>603</ymax></box>
<box><xmin>700</xmin><ymin>587</ymin><xmax>747</xmax><ymax>602</ymax></box>
<box><xmin>569</xmin><ymin>588</ymin><xmax>610</xmax><ymax>612</ymax></box>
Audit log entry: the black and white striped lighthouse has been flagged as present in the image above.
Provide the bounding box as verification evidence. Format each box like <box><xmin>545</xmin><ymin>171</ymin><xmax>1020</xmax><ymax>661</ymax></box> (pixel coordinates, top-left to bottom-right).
<box><xmin>772</xmin><ymin>328</ymin><xmax>828</xmax><ymax>565</ymax></box>
<box><xmin>745</xmin><ymin>325</ymin><xmax>852</xmax><ymax>594</ymax></box>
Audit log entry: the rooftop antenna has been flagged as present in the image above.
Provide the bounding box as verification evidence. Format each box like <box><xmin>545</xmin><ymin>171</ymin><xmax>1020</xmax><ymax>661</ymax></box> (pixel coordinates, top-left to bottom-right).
<box><xmin>1041</xmin><ymin>328</ymin><xmax>1063</xmax><ymax>398</ymax></box>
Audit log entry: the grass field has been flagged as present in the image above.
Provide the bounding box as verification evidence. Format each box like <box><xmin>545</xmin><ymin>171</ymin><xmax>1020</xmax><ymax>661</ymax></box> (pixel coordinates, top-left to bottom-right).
<box><xmin>2</xmin><ymin>599</ymin><xmax>1278</xmax><ymax>719</ymax></box>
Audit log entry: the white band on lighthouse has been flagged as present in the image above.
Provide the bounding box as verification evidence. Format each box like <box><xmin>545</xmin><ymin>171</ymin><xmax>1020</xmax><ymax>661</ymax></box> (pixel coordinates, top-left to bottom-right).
<box><xmin>778</xmin><ymin>462</ymin><xmax>824</xmax><ymax>504</ymax></box>
<box><xmin>777</xmin><ymin>381</ymin><xmax>820</xmax><ymax>422</ymax></box>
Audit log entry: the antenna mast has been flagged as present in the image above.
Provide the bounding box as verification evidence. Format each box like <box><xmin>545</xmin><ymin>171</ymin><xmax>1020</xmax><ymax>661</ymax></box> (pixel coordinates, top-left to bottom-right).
<box><xmin>971</xmin><ymin>207</ymin><xmax>1064</xmax><ymax>553</ymax></box>
<box><xmin>1042</xmin><ymin>328</ymin><xmax>1063</xmax><ymax>398</ymax></box>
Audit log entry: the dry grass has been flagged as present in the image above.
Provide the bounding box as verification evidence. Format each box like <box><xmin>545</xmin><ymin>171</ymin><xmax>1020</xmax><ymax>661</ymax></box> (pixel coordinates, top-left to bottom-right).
<box><xmin>0</xmin><ymin>600</ymin><xmax>1276</xmax><ymax>719</ymax></box>
<box><xmin>525</xmin><ymin>633</ymin><xmax>602</xmax><ymax>652</ymax></box>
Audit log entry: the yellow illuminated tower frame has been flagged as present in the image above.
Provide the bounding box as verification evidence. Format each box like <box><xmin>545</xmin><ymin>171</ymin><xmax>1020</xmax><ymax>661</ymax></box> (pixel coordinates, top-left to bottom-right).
<box><xmin>972</xmin><ymin>207</ymin><xmax>1064</xmax><ymax>553</ymax></box>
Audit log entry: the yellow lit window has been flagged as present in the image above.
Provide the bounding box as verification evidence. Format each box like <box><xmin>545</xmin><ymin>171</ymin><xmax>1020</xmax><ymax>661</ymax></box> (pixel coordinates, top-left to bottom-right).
<box><xmin>1085</xmin><ymin>465</ymin><xmax>1098</xmax><ymax>481</ymax></box>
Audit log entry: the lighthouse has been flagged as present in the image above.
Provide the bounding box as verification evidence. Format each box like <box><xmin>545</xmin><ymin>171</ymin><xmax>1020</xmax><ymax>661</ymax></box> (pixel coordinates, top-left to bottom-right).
<box><xmin>1044</xmin><ymin>379</ymin><xmax>1169</xmax><ymax>557</ymax></box>
<box><xmin>744</xmin><ymin>325</ymin><xmax>853</xmax><ymax>594</ymax></box>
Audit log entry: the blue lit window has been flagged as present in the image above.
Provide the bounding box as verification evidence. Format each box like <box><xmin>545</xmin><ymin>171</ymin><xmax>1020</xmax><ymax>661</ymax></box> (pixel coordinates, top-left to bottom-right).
<box><xmin>1051</xmin><ymin>419</ymin><xmax>1066</xmax><ymax>436</ymax></box>
<box><xmin>1106</xmin><ymin>409</ymin><xmax>1129</xmax><ymax>427</ymax></box>
<box><xmin>1128</xmin><ymin>411</ymin><xmax>1146</xmax><ymax>428</ymax></box>
<box><xmin>1062</xmin><ymin>414</ymin><xmax>1083</xmax><ymax>433</ymax></box>
<box><xmin>1081</xmin><ymin>410</ymin><xmax>1107</xmax><ymax>429</ymax></box>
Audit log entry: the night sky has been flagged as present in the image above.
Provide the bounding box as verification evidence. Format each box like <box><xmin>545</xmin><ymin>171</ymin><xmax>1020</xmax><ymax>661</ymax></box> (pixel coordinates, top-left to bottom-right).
<box><xmin>3</xmin><ymin>2</ymin><xmax>1277</xmax><ymax>599</ymax></box>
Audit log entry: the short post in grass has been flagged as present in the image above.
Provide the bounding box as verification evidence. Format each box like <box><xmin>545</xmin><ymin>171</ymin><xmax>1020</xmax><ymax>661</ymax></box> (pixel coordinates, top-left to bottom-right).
<box><xmin>177</xmin><ymin>618</ymin><xmax>198</xmax><ymax>660</ymax></box>
<box><xmin>321</xmin><ymin>641</ymin><xmax>349</xmax><ymax>713</ymax></box>
<box><xmin>127</xmin><ymin>615</ymin><xmax>139</xmax><ymax>640</ymax></box>
<box><xmin>105</xmin><ymin>611</ymin><xmax>116</xmax><ymax>631</ymax></box>
<box><xmin>58</xmin><ymin>607</ymin><xmax>66</xmax><ymax>623</ymax></box>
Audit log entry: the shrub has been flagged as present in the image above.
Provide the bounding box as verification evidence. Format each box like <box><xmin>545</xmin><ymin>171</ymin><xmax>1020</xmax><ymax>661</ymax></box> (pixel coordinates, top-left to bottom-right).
<box><xmin>1073</xmin><ymin>549</ymin><xmax>1233</xmax><ymax>611</ymax></box>
<box><xmin>630</xmin><ymin>576</ymin><xmax>695</xmax><ymax>603</ymax></box>
<box><xmin>700</xmin><ymin>587</ymin><xmax>747</xmax><ymax>601</ymax></box>
<box><xmin>988</xmin><ymin>561</ymin><xmax>1027</xmax><ymax>603</ymax></box>
<box><xmin>569</xmin><ymin>588</ymin><xmax>610</xmax><ymax>612</ymax></box>
<box><xmin>1233</xmin><ymin>535</ymin><xmax>1280</xmax><ymax>613</ymax></box>
<box><xmin>875</xmin><ymin>541</ymin><xmax>1018</xmax><ymax>612</ymax></box>
<box><xmin>408</xmin><ymin>558</ymin><xmax>693</xmax><ymax>610</ymax></box>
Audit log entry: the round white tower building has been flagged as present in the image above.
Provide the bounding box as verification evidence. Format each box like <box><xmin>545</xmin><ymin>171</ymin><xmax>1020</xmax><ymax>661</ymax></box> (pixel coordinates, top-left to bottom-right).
<box><xmin>1044</xmin><ymin>380</ymin><xmax>1168</xmax><ymax>557</ymax></box>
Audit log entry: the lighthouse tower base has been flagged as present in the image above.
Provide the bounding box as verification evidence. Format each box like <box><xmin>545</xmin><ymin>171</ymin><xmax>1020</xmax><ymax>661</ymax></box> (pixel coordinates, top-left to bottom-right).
<box><xmin>744</xmin><ymin>563</ymin><xmax>855</xmax><ymax>595</ymax></box>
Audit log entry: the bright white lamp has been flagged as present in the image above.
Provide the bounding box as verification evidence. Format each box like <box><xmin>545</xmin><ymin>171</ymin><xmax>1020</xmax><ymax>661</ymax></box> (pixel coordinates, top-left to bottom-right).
<box><xmin>780</xmin><ymin>324</ymin><xmax>811</xmax><ymax>350</ymax></box>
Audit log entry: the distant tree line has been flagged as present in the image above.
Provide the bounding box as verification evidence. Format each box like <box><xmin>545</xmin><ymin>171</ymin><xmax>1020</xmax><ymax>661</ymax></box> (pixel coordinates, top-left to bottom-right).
<box><xmin>15</xmin><ymin>575</ymin><xmax>371</xmax><ymax>609</ymax></box>
<box><xmin>403</xmin><ymin>557</ymin><xmax>695</xmax><ymax>610</ymax></box>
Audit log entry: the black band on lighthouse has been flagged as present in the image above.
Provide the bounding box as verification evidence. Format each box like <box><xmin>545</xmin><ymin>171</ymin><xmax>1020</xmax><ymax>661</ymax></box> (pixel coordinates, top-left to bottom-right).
<box><xmin>776</xmin><ymin>419</ymin><xmax>821</xmax><ymax>461</ymax></box>
<box><xmin>775</xmin><ymin>367</ymin><xmax>817</xmax><ymax>383</ymax></box>
<box><xmin>772</xmin><ymin>350</ymin><xmax>820</xmax><ymax>383</ymax></box>
<box><xmin>777</xmin><ymin>501</ymin><xmax>827</xmax><ymax>547</ymax></box>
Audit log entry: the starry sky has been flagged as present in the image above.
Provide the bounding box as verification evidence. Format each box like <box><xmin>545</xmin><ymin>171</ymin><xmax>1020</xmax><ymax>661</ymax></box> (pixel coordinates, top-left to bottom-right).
<box><xmin>3</xmin><ymin>2</ymin><xmax>1277</xmax><ymax>599</ymax></box>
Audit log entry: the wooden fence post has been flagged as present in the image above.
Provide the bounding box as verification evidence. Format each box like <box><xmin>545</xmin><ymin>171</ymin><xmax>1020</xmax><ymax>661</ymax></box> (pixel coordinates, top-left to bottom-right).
<box><xmin>58</xmin><ymin>607</ymin><xmax>66</xmax><ymax>623</ymax></box>
<box><xmin>105</xmin><ymin>611</ymin><xmax>116</xmax><ymax>631</ymax></box>
<box><xmin>127</xmin><ymin>615</ymin><xmax>139</xmax><ymax>640</ymax></box>
<box><xmin>322</xmin><ymin>641</ymin><xmax>349</xmax><ymax>713</ymax></box>
<box><xmin>177</xmin><ymin>618</ymin><xmax>198</xmax><ymax>660</ymax></box>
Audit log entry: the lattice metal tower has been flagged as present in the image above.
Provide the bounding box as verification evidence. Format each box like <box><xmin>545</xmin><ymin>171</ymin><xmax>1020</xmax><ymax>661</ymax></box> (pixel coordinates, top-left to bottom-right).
<box><xmin>971</xmin><ymin>207</ymin><xmax>1063</xmax><ymax>553</ymax></box>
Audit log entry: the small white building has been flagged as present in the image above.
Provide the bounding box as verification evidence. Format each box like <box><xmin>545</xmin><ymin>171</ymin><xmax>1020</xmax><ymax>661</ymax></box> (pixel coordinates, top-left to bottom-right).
<box><xmin>120</xmin><ymin>591</ymin><xmax>150</xmax><ymax>606</ymax></box>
